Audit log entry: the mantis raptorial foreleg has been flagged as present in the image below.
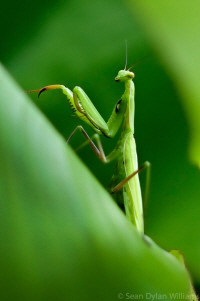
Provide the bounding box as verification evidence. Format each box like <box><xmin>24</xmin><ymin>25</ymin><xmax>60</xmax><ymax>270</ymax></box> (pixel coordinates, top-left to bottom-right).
<box><xmin>27</xmin><ymin>84</ymin><xmax>127</xmax><ymax>138</ymax></box>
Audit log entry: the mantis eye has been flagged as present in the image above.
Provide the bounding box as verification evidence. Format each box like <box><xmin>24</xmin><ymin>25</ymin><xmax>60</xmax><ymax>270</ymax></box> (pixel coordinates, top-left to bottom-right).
<box><xmin>127</xmin><ymin>72</ymin><xmax>134</xmax><ymax>79</ymax></box>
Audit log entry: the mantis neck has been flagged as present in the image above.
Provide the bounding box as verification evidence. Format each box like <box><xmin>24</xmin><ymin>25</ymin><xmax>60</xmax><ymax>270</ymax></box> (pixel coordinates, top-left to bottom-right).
<box><xmin>122</xmin><ymin>80</ymin><xmax>135</xmax><ymax>135</ymax></box>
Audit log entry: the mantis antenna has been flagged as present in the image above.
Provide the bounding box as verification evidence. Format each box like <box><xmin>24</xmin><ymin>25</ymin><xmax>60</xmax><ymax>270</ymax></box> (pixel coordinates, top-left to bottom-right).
<box><xmin>124</xmin><ymin>40</ymin><xmax>128</xmax><ymax>70</ymax></box>
<box><xmin>128</xmin><ymin>53</ymin><xmax>150</xmax><ymax>71</ymax></box>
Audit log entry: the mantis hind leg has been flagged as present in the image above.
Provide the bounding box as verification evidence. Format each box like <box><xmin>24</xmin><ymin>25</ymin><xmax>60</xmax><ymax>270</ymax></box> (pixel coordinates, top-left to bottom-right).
<box><xmin>111</xmin><ymin>161</ymin><xmax>151</xmax><ymax>213</ymax></box>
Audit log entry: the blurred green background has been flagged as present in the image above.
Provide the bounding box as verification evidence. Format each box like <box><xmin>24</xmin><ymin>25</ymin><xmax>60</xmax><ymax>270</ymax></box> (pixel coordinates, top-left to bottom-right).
<box><xmin>1</xmin><ymin>0</ymin><xmax>200</xmax><ymax>292</ymax></box>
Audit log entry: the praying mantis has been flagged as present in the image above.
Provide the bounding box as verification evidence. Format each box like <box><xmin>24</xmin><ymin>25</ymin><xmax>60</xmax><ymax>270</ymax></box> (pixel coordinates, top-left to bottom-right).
<box><xmin>26</xmin><ymin>65</ymin><xmax>199</xmax><ymax>298</ymax></box>
<box><xmin>28</xmin><ymin>66</ymin><xmax>150</xmax><ymax>233</ymax></box>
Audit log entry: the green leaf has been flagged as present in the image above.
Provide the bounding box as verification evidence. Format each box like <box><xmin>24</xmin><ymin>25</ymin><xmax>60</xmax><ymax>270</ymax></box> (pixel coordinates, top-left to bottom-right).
<box><xmin>170</xmin><ymin>250</ymin><xmax>198</xmax><ymax>301</ymax></box>
<box><xmin>0</xmin><ymin>64</ymin><xmax>193</xmax><ymax>300</ymax></box>
<box><xmin>128</xmin><ymin>0</ymin><xmax>200</xmax><ymax>167</ymax></box>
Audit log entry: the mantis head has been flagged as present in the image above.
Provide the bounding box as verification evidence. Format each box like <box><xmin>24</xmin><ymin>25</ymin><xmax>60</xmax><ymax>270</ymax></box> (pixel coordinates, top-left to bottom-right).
<box><xmin>115</xmin><ymin>70</ymin><xmax>134</xmax><ymax>82</ymax></box>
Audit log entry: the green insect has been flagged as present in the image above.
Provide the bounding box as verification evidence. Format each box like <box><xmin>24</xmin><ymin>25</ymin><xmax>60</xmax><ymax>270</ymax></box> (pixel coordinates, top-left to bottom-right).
<box><xmin>27</xmin><ymin>64</ymin><xmax>150</xmax><ymax>233</ymax></box>
<box><xmin>27</xmin><ymin>62</ymin><xmax>199</xmax><ymax>299</ymax></box>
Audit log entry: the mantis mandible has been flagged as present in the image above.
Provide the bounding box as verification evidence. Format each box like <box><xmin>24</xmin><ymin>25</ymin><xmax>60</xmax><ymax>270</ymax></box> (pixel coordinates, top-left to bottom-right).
<box><xmin>28</xmin><ymin>67</ymin><xmax>150</xmax><ymax>233</ymax></box>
